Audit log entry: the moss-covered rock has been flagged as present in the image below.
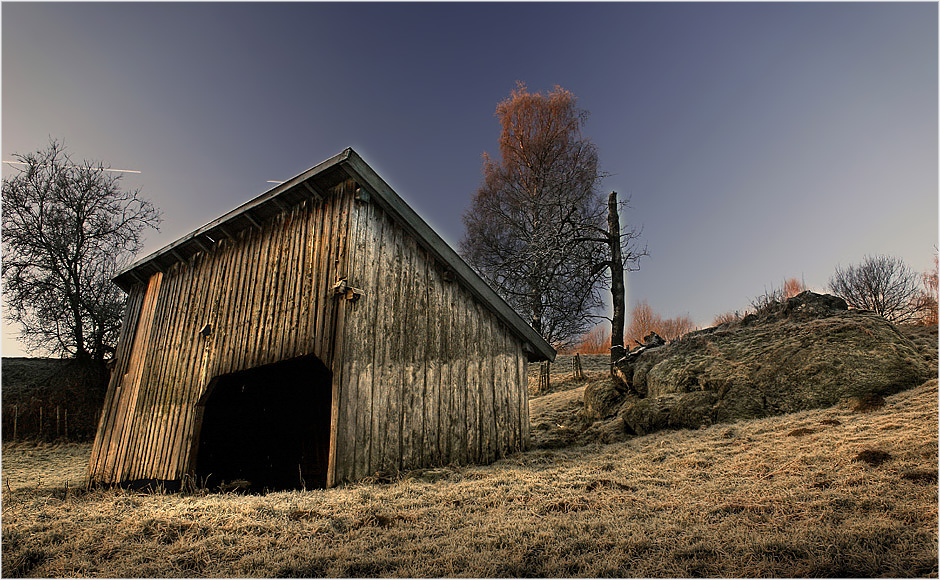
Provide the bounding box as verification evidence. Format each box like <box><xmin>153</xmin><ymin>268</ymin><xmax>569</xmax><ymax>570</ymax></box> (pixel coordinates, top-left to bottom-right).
<box><xmin>616</xmin><ymin>292</ymin><xmax>929</xmax><ymax>435</ymax></box>
<box><xmin>582</xmin><ymin>379</ymin><xmax>626</xmax><ymax>420</ymax></box>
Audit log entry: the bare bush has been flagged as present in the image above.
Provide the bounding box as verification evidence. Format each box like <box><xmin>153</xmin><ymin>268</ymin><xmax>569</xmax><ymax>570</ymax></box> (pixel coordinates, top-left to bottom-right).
<box><xmin>626</xmin><ymin>301</ymin><xmax>695</xmax><ymax>346</ymax></box>
<box><xmin>915</xmin><ymin>253</ymin><xmax>938</xmax><ymax>326</ymax></box>
<box><xmin>828</xmin><ymin>255</ymin><xmax>926</xmax><ymax>324</ymax></box>
<box><xmin>572</xmin><ymin>325</ymin><xmax>612</xmax><ymax>354</ymax></box>
<box><xmin>712</xmin><ymin>311</ymin><xmax>743</xmax><ymax>326</ymax></box>
<box><xmin>749</xmin><ymin>277</ymin><xmax>807</xmax><ymax>315</ymax></box>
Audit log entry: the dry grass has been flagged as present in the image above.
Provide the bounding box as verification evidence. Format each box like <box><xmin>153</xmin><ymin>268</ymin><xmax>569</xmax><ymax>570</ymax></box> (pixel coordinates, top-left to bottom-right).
<box><xmin>3</xmin><ymin>377</ymin><xmax>937</xmax><ymax>577</ymax></box>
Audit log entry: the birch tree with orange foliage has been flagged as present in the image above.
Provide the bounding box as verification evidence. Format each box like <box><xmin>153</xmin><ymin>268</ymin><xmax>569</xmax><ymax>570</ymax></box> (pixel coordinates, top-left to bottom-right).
<box><xmin>460</xmin><ymin>83</ymin><xmax>609</xmax><ymax>348</ymax></box>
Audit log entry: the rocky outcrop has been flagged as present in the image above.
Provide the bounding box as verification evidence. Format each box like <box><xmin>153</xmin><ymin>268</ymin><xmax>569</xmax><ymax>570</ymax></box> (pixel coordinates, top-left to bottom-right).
<box><xmin>606</xmin><ymin>292</ymin><xmax>930</xmax><ymax>435</ymax></box>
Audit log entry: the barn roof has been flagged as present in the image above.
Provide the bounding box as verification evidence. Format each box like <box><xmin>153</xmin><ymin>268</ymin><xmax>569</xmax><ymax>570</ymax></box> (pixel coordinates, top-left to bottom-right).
<box><xmin>114</xmin><ymin>148</ymin><xmax>556</xmax><ymax>362</ymax></box>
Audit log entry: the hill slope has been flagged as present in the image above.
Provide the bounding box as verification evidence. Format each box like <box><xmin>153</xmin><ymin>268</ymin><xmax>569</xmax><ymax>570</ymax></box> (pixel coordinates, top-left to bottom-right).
<box><xmin>3</xmin><ymin>376</ymin><xmax>937</xmax><ymax>577</ymax></box>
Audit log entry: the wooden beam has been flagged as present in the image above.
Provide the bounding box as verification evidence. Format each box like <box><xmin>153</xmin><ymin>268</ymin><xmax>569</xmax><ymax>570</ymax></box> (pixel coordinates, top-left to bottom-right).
<box><xmin>303</xmin><ymin>181</ymin><xmax>324</xmax><ymax>201</ymax></box>
<box><xmin>272</xmin><ymin>196</ymin><xmax>290</xmax><ymax>212</ymax></box>
<box><xmin>244</xmin><ymin>211</ymin><xmax>262</xmax><ymax>229</ymax></box>
<box><xmin>193</xmin><ymin>237</ymin><xmax>212</xmax><ymax>253</ymax></box>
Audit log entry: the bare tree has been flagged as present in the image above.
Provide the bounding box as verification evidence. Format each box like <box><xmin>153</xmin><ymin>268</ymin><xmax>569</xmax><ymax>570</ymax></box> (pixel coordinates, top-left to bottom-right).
<box><xmin>461</xmin><ymin>83</ymin><xmax>609</xmax><ymax>348</ymax></box>
<box><xmin>589</xmin><ymin>191</ymin><xmax>646</xmax><ymax>360</ymax></box>
<box><xmin>625</xmin><ymin>300</ymin><xmax>695</xmax><ymax>346</ymax></box>
<box><xmin>827</xmin><ymin>255</ymin><xmax>926</xmax><ymax>324</ymax></box>
<box><xmin>2</xmin><ymin>139</ymin><xmax>161</xmax><ymax>362</ymax></box>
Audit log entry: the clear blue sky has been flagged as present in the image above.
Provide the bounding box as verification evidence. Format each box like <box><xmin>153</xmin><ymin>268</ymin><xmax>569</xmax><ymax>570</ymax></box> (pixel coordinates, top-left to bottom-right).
<box><xmin>3</xmin><ymin>2</ymin><xmax>937</xmax><ymax>356</ymax></box>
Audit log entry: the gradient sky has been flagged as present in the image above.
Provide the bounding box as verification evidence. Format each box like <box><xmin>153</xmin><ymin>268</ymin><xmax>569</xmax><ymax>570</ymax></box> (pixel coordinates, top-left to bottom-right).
<box><xmin>2</xmin><ymin>2</ymin><xmax>937</xmax><ymax>357</ymax></box>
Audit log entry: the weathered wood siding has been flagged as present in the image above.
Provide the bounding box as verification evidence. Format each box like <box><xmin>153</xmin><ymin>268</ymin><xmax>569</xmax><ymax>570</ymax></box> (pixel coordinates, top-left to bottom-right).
<box><xmin>89</xmin><ymin>181</ymin><xmax>356</xmax><ymax>484</ymax></box>
<box><xmin>90</xmin><ymin>176</ymin><xmax>531</xmax><ymax>487</ymax></box>
<box><xmin>331</xmin><ymin>197</ymin><xmax>530</xmax><ymax>483</ymax></box>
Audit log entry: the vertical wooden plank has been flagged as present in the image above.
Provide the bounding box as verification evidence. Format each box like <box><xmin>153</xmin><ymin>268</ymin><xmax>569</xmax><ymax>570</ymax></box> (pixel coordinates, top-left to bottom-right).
<box><xmin>385</xmin><ymin>219</ymin><xmax>405</xmax><ymax>471</ymax></box>
<box><xmin>516</xmin><ymin>342</ymin><xmax>527</xmax><ymax>452</ymax></box>
<box><xmin>425</xmin><ymin>261</ymin><xmax>442</xmax><ymax>466</ymax></box>
<box><xmin>327</xmin><ymin>185</ymin><xmax>353</xmax><ymax>485</ymax></box>
<box><xmin>356</xmin><ymin>202</ymin><xmax>383</xmax><ymax>479</ymax></box>
<box><xmin>505</xmin><ymin>329</ymin><xmax>519</xmax><ymax>454</ymax></box>
<box><xmin>308</xmin><ymin>193</ymin><xmax>329</xmax><ymax>358</ymax></box>
<box><xmin>465</xmin><ymin>298</ymin><xmax>479</xmax><ymax>463</ymax></box>
<box><xmin>479</xmin><ymin>305</ymin><xmax>495</xmax><ymax>464</ymax></box>
<box><xmin>519</xmin><ymin>344</ymin><xmax>531</xmax><ymax>450</ymax></box>
<box><xmin>453</xmin><ymin>283</ymin><xmax>468</xmax><ymax>465</ymax></box>
<box><xmin>399</xmin><ymin>240</ymin><xmax>416</xmax><ymax>470</ymax></box>
<box><xmin>415</xmin><ymin>248</ymin><xmax>429</xmax><ymax>470</ymax></box>
<box><xmin>336</xmin><ymin>191</ymin><xmax>362</xmax><ymax>483</ymax></box>
<box><xmin>296</xmin><ymin>200</ymin><xmax>317</xmax><ymax>356</ymax></box>
<box><xmin>317</xmin><ymin>183</ymin><xmax>342</xmax><ymax>363</ymax></box>
<box><xmin>277</xmin><ymin>207</ymin><xmax>301</xmax><ymax>362</ymax></box>
<box><xmin>367</xmin><ymin>211</ymin><xmax>390</xmax><ymax>475</ymax></box>
<box><xmin>498</xmin><ymin>323</ymin><xmax>512</xmax><ymax>457</ymax></box>
<box><xmin>288</xmin><ymin>203</ymin><xmax>311</xmax><ymax>359</ymax></box>
<box><xmin>260</xmin><ymin>213</ymin><xmax>288</xmax><ymax>365</ymax></box>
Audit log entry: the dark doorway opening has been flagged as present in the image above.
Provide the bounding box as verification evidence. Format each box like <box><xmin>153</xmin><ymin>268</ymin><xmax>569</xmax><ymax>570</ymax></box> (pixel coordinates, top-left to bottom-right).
<box><xmin>192</xmin><ymin>354</ymin><xmax>332</xmax><ymax>492</ymax></box>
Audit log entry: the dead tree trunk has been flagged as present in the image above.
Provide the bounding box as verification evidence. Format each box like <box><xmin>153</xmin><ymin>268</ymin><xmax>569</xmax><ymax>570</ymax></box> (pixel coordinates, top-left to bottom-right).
<box><xmin>607</xmin><ymin>191</ymin><xmax>626</xmax><ymax>363</ymax></box>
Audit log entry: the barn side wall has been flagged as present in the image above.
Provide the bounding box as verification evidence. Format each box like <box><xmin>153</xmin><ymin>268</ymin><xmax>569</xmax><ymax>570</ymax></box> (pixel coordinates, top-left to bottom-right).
<box><xmin>332</xmin><ymin>197</ymin><xmax>531</xmax><ymax>483</ymax></box>
<box><xmin>89</xmin><ymin>182</ymin><xmax>357</xmax><ymax>485</ymax></box>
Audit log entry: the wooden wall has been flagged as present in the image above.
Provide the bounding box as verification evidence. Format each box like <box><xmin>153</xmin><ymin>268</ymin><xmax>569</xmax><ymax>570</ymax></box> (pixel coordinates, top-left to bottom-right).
<box><xmin>89</xmin><ymin>181</ymin><xmax>356</xmax><ymax>484</ymax></box>
<box><xmin>89</xmin><ymin>177</ymin><xmax>531</xmax><ymax>487</ymax></box>
<box><xmin>331</xmin><ymin>196</ymin><xmax>530</xmax><ymax>484</ymax></box>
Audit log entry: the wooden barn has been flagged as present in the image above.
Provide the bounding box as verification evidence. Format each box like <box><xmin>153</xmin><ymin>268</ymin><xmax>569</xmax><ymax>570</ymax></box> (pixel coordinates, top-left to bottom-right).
<box><xmin>88</xmin><ymin>148</ymin><xmax>555</xmax><ymax>490</ymax></box>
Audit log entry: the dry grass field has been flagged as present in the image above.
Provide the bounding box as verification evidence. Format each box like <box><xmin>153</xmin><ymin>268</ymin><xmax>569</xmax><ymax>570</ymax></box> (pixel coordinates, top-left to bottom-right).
<box><xmin>3</xmin><ymin>372</ymin><xmax>937</xmax><ymax>577</ymax></box>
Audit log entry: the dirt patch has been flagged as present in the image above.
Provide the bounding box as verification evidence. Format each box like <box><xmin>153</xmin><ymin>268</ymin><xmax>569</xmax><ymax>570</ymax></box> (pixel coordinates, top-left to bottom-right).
<box><xmin>854</xmin><ymin>449</ymin><xmax>892</xmax><ymax>467</ymax></box>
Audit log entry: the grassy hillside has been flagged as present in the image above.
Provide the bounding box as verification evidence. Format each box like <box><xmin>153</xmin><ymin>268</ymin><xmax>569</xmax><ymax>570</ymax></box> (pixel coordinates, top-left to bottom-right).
<box><xmin>3</xmin><ymin>375</ymin><xmax>936</xmax><ymax>577</ymax></box>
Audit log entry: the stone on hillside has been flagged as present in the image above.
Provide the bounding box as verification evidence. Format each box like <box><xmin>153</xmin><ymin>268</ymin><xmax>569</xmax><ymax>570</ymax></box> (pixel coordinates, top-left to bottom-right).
<box><xmin>583</xmin><ymin>379</ymin><xmax>627</xmax><ymax>420</ymax></box>
<box><xmin>617</xmin><ymin>292</ymin><xmax>929</xmax><ymax>435</ymax></box>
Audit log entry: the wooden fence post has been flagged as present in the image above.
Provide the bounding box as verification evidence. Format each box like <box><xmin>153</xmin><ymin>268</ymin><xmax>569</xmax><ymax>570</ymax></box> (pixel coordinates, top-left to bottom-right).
<box><xmin>56</xmin><ymin>406</ymin><xmax>61</xmax><ymax>438</ymax></box>
<box><xmin>574</xmin><ymin>353</ymin><xmax>584</xmax><ymax>380</ymax></box>
<box><xmin>39</xmin><ymin>406</ymin><xmax>43</xmax><ymax>439</ymax></box>
<box><xmin>65</xmin><ymin>408</ymin><xmax>68</xmax><ymax>441</ymax></box>
<box><xmin>13</xmin><ymin>405</ymin><xmax>17</xmax><ymax>441</ymax></box>
<box><xmin>537</xmin><ymin>362</ymin><xmax>551</xmax><ymax>394</ymax></box>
